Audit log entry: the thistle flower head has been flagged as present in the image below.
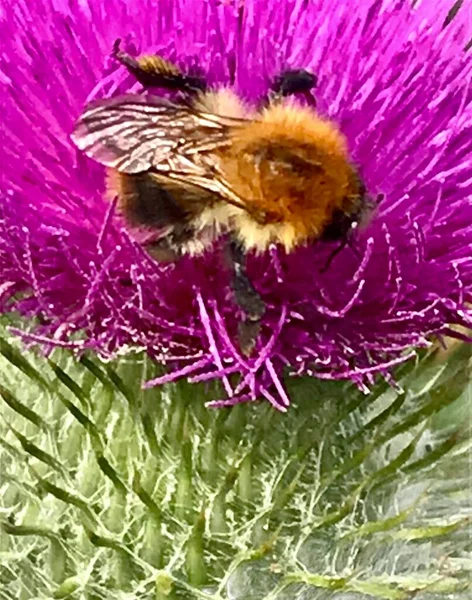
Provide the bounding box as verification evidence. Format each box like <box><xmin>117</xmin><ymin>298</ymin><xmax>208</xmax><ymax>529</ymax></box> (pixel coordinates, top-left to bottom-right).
<box><xmin>1</xmin><ymin>0</ymin><xmax>471</xmax><ymax>409</ymax></box>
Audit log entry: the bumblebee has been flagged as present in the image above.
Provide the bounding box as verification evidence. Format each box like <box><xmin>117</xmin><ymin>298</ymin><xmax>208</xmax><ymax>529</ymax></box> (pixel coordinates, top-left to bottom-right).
<box><xmin>72</xmin><ymin>40</ymin><xmax>378</xmax><ymax>355</ymax></box>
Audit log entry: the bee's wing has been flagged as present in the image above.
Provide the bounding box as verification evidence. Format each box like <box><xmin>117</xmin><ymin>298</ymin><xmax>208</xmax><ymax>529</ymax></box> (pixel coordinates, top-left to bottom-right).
<box><xmin>71</xmin><ymin>94</ymin><xmax>245</xmax><ymax>175</ymax></box>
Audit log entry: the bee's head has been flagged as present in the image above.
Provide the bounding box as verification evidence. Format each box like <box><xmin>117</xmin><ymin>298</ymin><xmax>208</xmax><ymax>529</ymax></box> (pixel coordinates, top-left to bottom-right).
<box><xmin>320</xmin><ymin>175</ymin><xmax>381</xmax><ymax>243</ymax></box>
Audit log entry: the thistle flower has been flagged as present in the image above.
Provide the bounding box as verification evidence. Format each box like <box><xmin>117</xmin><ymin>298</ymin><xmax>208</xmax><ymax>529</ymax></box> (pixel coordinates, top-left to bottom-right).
<box><xmin>1</xmin><ymin>0</ymin><xmax>471</xmax><ymax>409</ymax></box>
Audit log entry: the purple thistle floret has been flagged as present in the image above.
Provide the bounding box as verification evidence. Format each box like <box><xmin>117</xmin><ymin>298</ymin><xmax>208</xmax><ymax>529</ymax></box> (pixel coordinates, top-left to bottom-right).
<box><xmin>1</xmin><ymin>0</ymin><xmax>471</xmax><ymax>410</ymax></box>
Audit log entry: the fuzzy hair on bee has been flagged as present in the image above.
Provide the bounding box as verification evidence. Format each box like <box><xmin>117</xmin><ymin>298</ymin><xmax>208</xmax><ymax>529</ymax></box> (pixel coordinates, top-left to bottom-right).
<box><xmin>71</xmin><ymin>39</ymin><xmax>380</xmax><ymax>355</ymax></box>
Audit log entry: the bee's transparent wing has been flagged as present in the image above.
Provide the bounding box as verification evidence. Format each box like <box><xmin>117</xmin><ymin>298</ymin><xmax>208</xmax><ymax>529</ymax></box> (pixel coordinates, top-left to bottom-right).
<box><xmin>71</xmin><ymin>94</ymin><xmax>244</xmax><ymax>175</ymax></box>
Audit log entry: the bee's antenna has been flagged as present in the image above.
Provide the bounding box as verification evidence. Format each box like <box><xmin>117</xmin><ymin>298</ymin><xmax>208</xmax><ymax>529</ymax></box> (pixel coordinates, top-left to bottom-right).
<box><xmin>374</xmin><ymin>193</ymin><xmax>385</xmax><ymax>206</ymax></box>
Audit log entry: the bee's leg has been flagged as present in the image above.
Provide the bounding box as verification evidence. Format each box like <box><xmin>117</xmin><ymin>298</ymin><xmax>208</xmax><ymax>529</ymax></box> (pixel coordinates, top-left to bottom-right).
<box><xmin>228</xmin><ymin>239</ymin><xmax>266</xmax><ymax>356</ymax></box>
<box><xmin>267</xmin><ymin>69</ymin><xmax>317</xmax><ymax>107</ymax></box>
<box><xmin>144</xmin><ymin>238</ymin><xmax>181</xmax><ymax>263</ymax></box>
<box><xmin>319</xmin><ymin>239</ymin><xmax>348</xmax><ymax>273</ymax></box>
<box><xmin>112</xmin><ymin>39</ymin><xmax>207</xmax><ymax>94</ymax></box>
<box><xmin>145</xmin><ymin>226</ymin><xmax>196</xmax><ymax>263</ymax></box>
<box><xmin>272</xmin><ymin>70</ymin><xmax>318</xmax><ymax>97</ymax></box>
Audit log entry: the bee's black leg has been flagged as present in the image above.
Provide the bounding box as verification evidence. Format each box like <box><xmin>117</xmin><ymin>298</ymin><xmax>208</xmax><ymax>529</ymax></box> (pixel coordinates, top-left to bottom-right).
<box><xmin>266</xmin><ymin>69</ymin><xmax>318</xmax><ymax>108</ymax></box>
<box><xmin>228</xmin><ymin>239</ymin><xmax>266</xmax><ymax>357</ymax></box>
<box><xmin>272</xmin><ymin>69</ymin><xmax>318</xmax><ymax>97</ymax></box>
<box><xmin>267</xmin><ymin>69</ymin><xmax>318</xmax><ymax>105</ymax></box>
<box><xmin>144</xmin><ymin>238</ymin><xmax>181</xmax><ymax>263</ymax></box>
<box><xmin>145</xmin><ymin>226</ymin><xmax>197</xmax><ymax>263</ymax></box>
<box><xmin>320</xmin><ymin>234</ymin><xmax>365</xmax><ymax>273</ymax></box>
<box><xmin>112</xmin><ymin>39</ymin><xmax>207</xmax><ymax>94</ymax></box>
<box><xmin>320</xmin><ymin>240</ymin><xmax>348</xmax><ymax>273</ymax></box>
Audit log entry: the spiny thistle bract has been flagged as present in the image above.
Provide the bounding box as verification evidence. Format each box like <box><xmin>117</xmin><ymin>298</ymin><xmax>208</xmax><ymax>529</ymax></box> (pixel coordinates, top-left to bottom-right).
<box><xmin>0</xmin><ymin>331</ymin><xmax>471</xmax><ymax>599</ymax></box>
<box><xmin>0</xmin><ymin>0</ymin><xmax>471</xmax><ymax>407</ymax></box>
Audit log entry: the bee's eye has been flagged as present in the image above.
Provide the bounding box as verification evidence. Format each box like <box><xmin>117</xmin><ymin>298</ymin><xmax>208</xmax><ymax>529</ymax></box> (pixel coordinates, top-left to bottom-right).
<box><xmin>320</xmin><ymin>208</ymin><xmax>358</xmax><ymax>242</ymax></box>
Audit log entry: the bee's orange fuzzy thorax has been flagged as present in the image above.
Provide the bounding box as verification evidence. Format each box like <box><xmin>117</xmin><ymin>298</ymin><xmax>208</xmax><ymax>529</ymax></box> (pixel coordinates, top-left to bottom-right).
<box><xmin>220</xmin><ymin>103</ymin><xmax>358</xmax><ymax>251</ymax></box>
